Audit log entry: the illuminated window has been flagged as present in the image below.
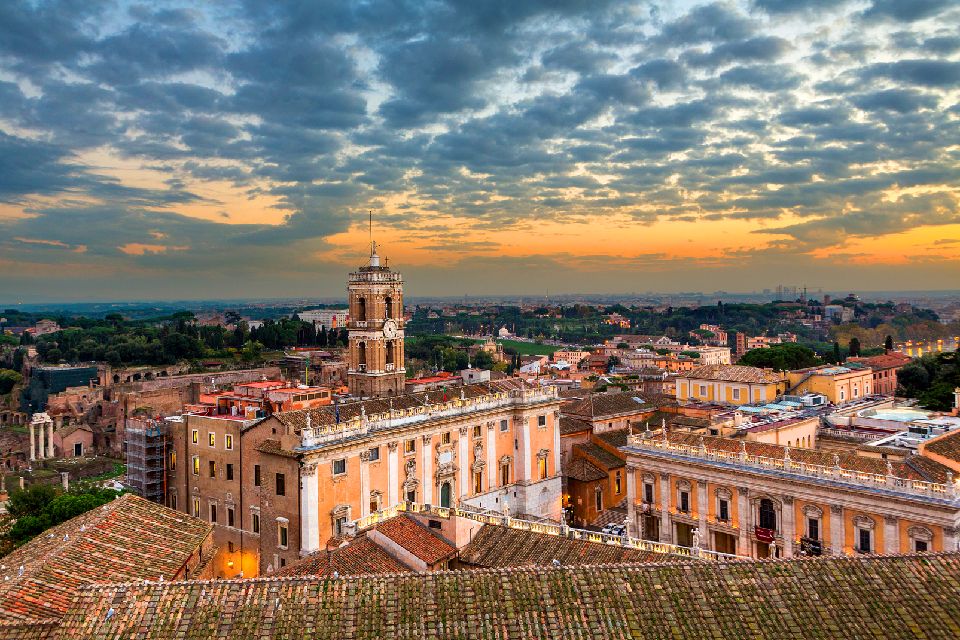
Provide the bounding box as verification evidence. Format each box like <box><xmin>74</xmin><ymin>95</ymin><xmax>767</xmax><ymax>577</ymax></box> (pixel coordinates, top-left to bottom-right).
<box><xmin>208</xmin><ymin>432</ymin><xmax>215</xmax><ymax>447</ymax></box>
<box><xmin>473</xmin><ymin>470</ymin><xmax>483</xmax><ymax>493</ymax></box>
<box><xmin>404</xmin><ymin>439</ymin><xmax>416</xmax><ymax>455</ymax></box>
<box><xmin>192</xmin><ymin>456</ymin><xmax>199</xmax><ymax>476</ymax></box>
<box><xmin>538</xmin><ymin>457</ymin><xmax>547</xmax><ymax>480</ymax></box>
<box><xmin>191</xmin><ymin>429</ymin><xmax>198</xmax><ymax>444</ymax></box>
<box><xmin>615</xmin><ymin>471</ymin><xmax>622</xmax><ymax>495</ymax></box>
<box><xmin>169</xmin><ymin>451</ymin><xmax>177</xmax><ymax>470</ymax></box>
<box><xmin>473</xmin><ymin>425</ymin><xmax>482</xmax><ymax>438</ymax></box>
<box><xmin>192</xmin><ymin>498</ymin><xmax>200</xmax><ymax>518</ymax></box>
<box><xmin>441</xmin><ymin>432</ymin><xmax>451</xmax><ymax>445</ymax></box>
<box><xmin>225</xmin><ymin>434</ymin><xmax>233</xmax><ymax>450</ymax></box>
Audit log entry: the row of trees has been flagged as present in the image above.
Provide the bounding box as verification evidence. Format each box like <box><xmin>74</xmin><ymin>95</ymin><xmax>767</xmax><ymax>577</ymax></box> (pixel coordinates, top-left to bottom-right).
<box><xmin>898</xmin><ymin>353</ymin><xmax>960</xmax><ymax>411</ymax></box>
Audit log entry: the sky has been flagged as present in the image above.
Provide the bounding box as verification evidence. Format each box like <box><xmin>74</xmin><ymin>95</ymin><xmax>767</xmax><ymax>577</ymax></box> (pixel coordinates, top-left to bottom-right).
<box><xmin>0</xmin><ymin>0</ymin><xmax>959</xmax><ymax>302</ymax></box>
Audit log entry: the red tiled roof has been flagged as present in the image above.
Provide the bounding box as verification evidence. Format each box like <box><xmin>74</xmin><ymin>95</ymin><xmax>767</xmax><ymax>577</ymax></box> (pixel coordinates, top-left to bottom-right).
<box><xmin>680</xmin><ymin>364</ymin><xmax>786</xmax><ymax>384</ymax></box>
<box><xmin>572</xmin><ymin>442</ymin><xmax>624</xmax><ymax>471</ymax></box>
<box><xmin>55</xmin><ymin>554</ymin><xmax>960</xmax><ymax>639</ymax></box>
<box><xmin>373</xmin><ymin>515</ymin><xmax>456</xmax><ymax>565</ymax></box>
<box><xmin>459</xmin><ymin>524</ymin><xmax>684</xmax><ymax>568</ymax></box>
<box><xmin>0</xmin><ymin>494</ymin><xmax>211</xmax><ymax>624</ymax></box>
<box><xmin>565</xmin><ymin>457</ymin><xmax>607</xmax><ymax>482</ymax></box>
<box><xmin>924</xmin><ymin>429</ymin><xmax>960</xmax><ymax>466</ymax></box>
<box><xmin>275</xmin><ymin>537</ymin><xmax>408</xmax><ymax>577</ymax></box>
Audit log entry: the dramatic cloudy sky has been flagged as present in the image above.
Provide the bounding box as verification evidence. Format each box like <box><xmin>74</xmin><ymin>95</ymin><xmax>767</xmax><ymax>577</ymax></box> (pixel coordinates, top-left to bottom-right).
<box><xmin>1</xmin><ymin>0</ymin><xmax>959</xmax><ymax>301</ymax></box>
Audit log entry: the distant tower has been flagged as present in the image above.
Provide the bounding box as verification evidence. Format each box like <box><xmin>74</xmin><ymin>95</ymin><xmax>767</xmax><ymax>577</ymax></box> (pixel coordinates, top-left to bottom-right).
<box><xmin>346</xmin><ymin>240</ymin><xmax>405</xmax><ymax>398</ymax></box>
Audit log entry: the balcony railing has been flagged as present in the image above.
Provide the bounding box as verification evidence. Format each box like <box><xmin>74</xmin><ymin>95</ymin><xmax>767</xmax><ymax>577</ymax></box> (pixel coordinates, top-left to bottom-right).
<box><xmin>350</xmin><ymin>502</ymin><xmax>745</xmax><ymax>561</ymax></box>
<box><xmin>626</xmin><ymin>434</ymin><xmax>957</xmax><ymax>502</ymax></box>
<box><xmin>298</xmin><ymin>387</ymin><xmax>559</xmax><ymax>449</ymax></box>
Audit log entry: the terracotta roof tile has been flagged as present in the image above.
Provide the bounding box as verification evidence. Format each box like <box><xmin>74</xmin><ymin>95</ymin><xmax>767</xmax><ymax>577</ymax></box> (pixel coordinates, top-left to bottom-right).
<box><xmin>572</xmin><ymin>442</ymin><xmax>624</xmax><ymax>470</ymax></box>
<box><xmin>680</xmin><ymin>364</ymin><xmax>786</xmax><ymax>384</ymax></box>
<box><xmin>275</xmin><ymin>537</ymin><xmax>408</xmax><ymax>577</ymax></box>
<box><xmin>562</xmin><ymin>392</ymin><xmax>651</xmax><ymax>419</ymax></box>
<box><xmin>0</xmin><ymin>494</ymin><xmax>211</xmax><ymax>624</ymax></box>
<box><xmin>923</xmin><ymin>429</ymin><xmax>960</xmax><ymax>466</ymax></box>
<box><xmin>56</xmin><ymin>554</ymin><xmax>960</xmax><ymax>639</ymax></box>
<box><xmin>565</xmin><ymin>457</ymin><xmax>607</xmax><ymax>482</ymax></box>
<box><xmin>558</xmin><ymin>415</ymin><xmax>592</xmax><ymax>435</ymax></box>
<box><xmin>372</xmin><ymin>515</ymin><xmax>457</xmax><ymax>565</ymax></box>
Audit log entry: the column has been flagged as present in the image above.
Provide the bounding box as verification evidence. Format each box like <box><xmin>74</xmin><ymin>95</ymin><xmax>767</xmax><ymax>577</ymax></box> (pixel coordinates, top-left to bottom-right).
<box><xmin>737</xmin><ymin>486</ymin><xmax>750</xmax><ymax>557</ymax></box>
<box><xmin>659</xmin><ymin>472</ymin><xmax>671</xmax><ymax>543</ymax></box>
<box><xmin>299</xmin><ymin>462</ymin><xmax>320</xmax><ymax>555</ymax></box>
<box><xmin>884</xmin><ymin>515</ymin><xmax>899</xmax><ymax>555</ymax></box>
<box><xmin>360</xmin><ymin>451</ymin><xmax>371</xmax><ymax>518</ymax></box>
<box><xmin>552</xmin><ymin>410</ymin><xmax>562</xmax><ymax>476</ymax></box>
<box><xmin>458</xmin><ymin>427</ymin><xmax>469</xmax><ymax>500</ymax></box>
<box><xmin>626</xmin><ymin>465</ymin><xmax>637</xmax><ymax>537</ymax></box>
<box><xmin>422</xmin><ymin>435</ymin><xmax>434</xmax><ymax>505</ymax></box>
<box><xmin>830</xmin><ymin>505</ymin><xmax>845</xmax><ymax>555</ymax></box>
<box><xmin>29</xmin><ymin>422</ymin><xmax>36</xmax><ymax>461</ymax></box>
<box><xmin>46</xmin><ymin>421</ymin><xmax>55</xmax><ymax>458</ymax></box>
<box><xmin>387</xmin><ymin>441</ymin><xmax>399</xmax><ymax>507</ymax></box>
<box><xmin>486</xmin><ymin>424</ymin><xmax>495</xmax><ymax>491</ymax></box>
<box><xmin>697</xmin><ymin>480</ymin><xmax>709</xmax><ymax>550</ymax></box>
<box><xmin>520</xmin><ymin>417</ymin><xmax>532</xmax><ymax>482</ymax></box>
<box><xmin>781</xmin><ymin>496</ymin><xmax>795</xmax><ymax>558</ymax></box>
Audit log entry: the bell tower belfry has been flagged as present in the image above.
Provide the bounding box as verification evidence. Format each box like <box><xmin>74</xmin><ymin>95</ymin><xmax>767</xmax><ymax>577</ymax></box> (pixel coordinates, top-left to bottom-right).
<box><xmin>347</xmin><ymin>240</ymin><xmax>405</xmax><ymax>398</ymax></box>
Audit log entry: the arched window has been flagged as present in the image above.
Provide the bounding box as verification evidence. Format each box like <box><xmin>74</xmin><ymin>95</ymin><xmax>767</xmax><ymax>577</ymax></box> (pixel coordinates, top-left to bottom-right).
<box><xmin>357</xmin><ymin>342</ymin><xmax>366</xmax><ymax>366</ymax></box>
<box><xmin>759</xmin><ymin>498</ymin><xmax>777</xmax><ymax>530</ymax></box>
<box><xmin>357</xmin><ymin>297</ymin><xmax>367</xmax><ymax>321</ymax></box>
<box><xmin>385</xmin><ymin>295</ymin><xmax>393</xmax><ymax>319</ymax></box>
<box><xmin>386</xmin><ymin>340</ymin><xmax>394</xmax><ymax>365</ymax></box>
<box><xmin>595</xmin><ymin>486</ymin><xmax>603</xmax><ymax>512</ymax></box>
<box><xmin>440</xmin><ymin>482</ymin><xmax>452</xmax><ymax>508</ymax></box>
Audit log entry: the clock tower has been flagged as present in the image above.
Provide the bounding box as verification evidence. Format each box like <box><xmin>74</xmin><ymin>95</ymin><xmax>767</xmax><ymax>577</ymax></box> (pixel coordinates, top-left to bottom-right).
<box><xmin>346</xmin><ymin>241</ymin><xmax>405</xmax><ymax>398</ymax></box>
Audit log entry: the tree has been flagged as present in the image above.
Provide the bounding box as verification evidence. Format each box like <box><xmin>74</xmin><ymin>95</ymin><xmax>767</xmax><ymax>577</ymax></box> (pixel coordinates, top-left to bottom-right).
<box><xmin>848</xmin><ymin>337</ymin><xmax>861</xmax><ymax>357</ymax></box>
<box><xmin>884</xmin><ymin>335</ymin><xmax>894</xmax><ymax>352</ymax></box>
<box><xmin>738</xmin><ymin>344</ymin><xmax>820</xmax><ymax>371</ymax></box>
<box><xmin>833</xmin><ymin>342</ymin><xmax>841</xmax><ymax>363</ymax></box>
<box><xmin>0</xmin><ymin>369</ymin><xmax>22</xmax><ymax>395</ymax></box>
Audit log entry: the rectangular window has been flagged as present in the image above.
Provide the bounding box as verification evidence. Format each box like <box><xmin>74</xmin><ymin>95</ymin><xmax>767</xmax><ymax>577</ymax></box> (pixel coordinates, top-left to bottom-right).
<box><xmin>334</xmin><ymin>516</ymin><xmax>347</xmax><ymax>536</ymax></box>
<box><xmin>404</xmin><ymin>439</ymin><xmax>416</xmax><ymax>455</ymax></box>
<box><xmin>473</xmin><ymin>425</ymin><xmax>482</xmax><ymax>438</ymax></box>
<box><xmin>474</xmin><ymin>470</ymin><xmax>483</xmax><ymax>493</ymax></box>
<box><xmin>192</xmin><ymin>429</ymin><xmax>198</xmax><ymax>444</ymax></box>
<box><xmin>699</xmin><ymin>385</ymin><xmax>707</xmax><ymax>396</ymax></box>
<box><xmin>500</xmin><ymin>464</ymin><xmax>510</xmax><ymax>487</ymax></box>
<box><xmin>858</xmin><ymin>529</ymin><xmax>871</xmax><ymax>553</ymax></box>
<box><xmin>808</xmin><ymin>518</ymin><xmax>819</xmax><ymax>541</ymax></box>
<box><xmin>226</xmin><ymin>463</ymin><xmax>234</xmax><ymax>481</ymax></box>
<box><xmin>615</xmin><ymin>471</ymin><xmax>622</xmax><ymax>495</ymax></box>
<box><xmin>441</xmin><ymin>432</ymin><xmax>451</xmax><ymax>445</ymax></box>
<box><xmin>208</xmin><ymin>432</ymin><xmax>215</xmax><ymax>447</ymax></box>
<box><xmin>276</xmin><ymin>473</ymin><xmax>286</xmax><ymax>496</ymax></box>
<box><xmin>192</xmin><ymin>498</ymin><xmax>200</xmax><ymax>518</ymax></box>
<box><xmin>210</xmin><ymin>504</ymin><xmax>217</xmax><ymax>523</ymax></box>
<box><xmin>225</xmin><ymin>434</ymin><xmax>233</xmax><ymax>450</ymax></box>
<box><xmin>251</xmin><ymin>512</ymin><xmax>260</xmax><ymax>534</ymax></box>
<box><xmin>169</xmin><ymin>451</ymin><xmax>177</xmax><ymax>470</ymax></box>
<box><xmin>209</xmin><ymin>460</ymin><xmax>216</xmax><ymax>478</ymax></box>
<box><xmin>227</xmin><ymin>507</ymin><xmax>235</xmax><ymax>528</ymax></box>
<box><xmin>538</xmin><ymin>457</ymin><xmax>548</xmax><ymax>480</ymax></box>
<box><xmin>278</xmin><ymin>522</ymin><xmax>288</xmax><ymax>548</ymax></box>
<box><xmin>368</xmin><ymin>446</ymin><xmax>380</xmax><ymax>462</ymax></box>
<box><xmin>254</xmin><ymin>464</ymin><xmax>261</xmax><ymax>487</ymax></box>
<box><xmin>192</xmin><ymin>456</ymin><xmax>199</xmax><ymax>476</ymax></box>
<box><xmin>732</xmin><ymin>388</ymin><xmax>741</xmax><ymax>401</ymax></box>
<box><xmin>679</xmin><ymin>491</ymin><xmax>689</xmax><ymax>513</ymax></box>
<box><xmin>644</xmin><ymin>483</ymin><xmax>654</xmax><ymax>504</ymax></box>
<box><xmin>538</xmin><ymin>415</ymin><xmax>546</xmax><ymax>427</ymax></box>
<box><xmin>719</xmin><ymin>499</ymin><xmax>729</xmax><ymax>522</ymax></box>
<box><xmin>500</xmin><ymin>419</ymin><xmax>509</xmax><ymax>432</ymax></box>
<box><xmin>406</xmin><ymin>488</ymin><xmax>417</xmax><ymax>502</ymax></box>
<box><xmin>915</xmin><ymin>540</ymin><xmax>928</xmax><ymax>552</ymax></box>
<box><xmin>333</xmin><ymin>458</ymin><xmax>346</xmax><ymax>475</ymax></box>
<box><xmin>170</xmin><ymin>494</ymin><xmax>177</xmax><ymax>511</ymax></box>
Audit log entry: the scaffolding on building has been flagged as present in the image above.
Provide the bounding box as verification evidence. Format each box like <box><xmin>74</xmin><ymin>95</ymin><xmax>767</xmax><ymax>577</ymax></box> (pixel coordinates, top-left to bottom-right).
<box><xmin>124</xmin><ymin>418</ymin><xmax>169</xmax><ymax>504</ymax></box>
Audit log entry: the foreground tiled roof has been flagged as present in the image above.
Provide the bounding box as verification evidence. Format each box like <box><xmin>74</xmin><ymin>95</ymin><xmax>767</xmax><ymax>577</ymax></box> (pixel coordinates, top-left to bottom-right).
<box><xmin>572</xmin><ymin>442</ymin><xmax>624</xmax><ymax>470</ymax></box>
<box><xmin>565</xmin><ymin>457</ymin><xmax>607</xmax><ymax>482</ymax></box>
<box><xmin>275</xmin><ymin>537</ymin><xmax>408</xmax><ymax>577</ymax></box>
<box><xmin>847</xmin><ymin>352</ymin><xmax>912</xmax><ymax>370</ymax></box>
<box><xmin>0</xmin><ymin>493</ymin><xmax>212</xmax><ymax>624</ymax></box>
<box><xmin>558</xmin><ymin>415</ymin><xmax>592</xmax><ymax>435</ymax></box>
<box><xmin>55</xmin><ymin>554</ymin><xmax>960</xmax><ymax>639</ymax></box>
<box><xmin>681</xmin><ymin>364</ymin><xmax>786</xmax><ymax>384</ymax></box>
<box><xmin>923</xmin><ymin>429</ymin><xmax>960</xmax><ymax>466</ymax></box>
<box><xmin>459</xmin><ymin>524</ymin><xmax>677</xmax><ymax>568</ymax></box>
<box><xmin>372</xmin><ymin>515</ymin><xmax>457</xmax><ymax>565</ymax></box>
<box><xmin>562</xmin><ymin>392</ymin><xmax>650</xmax><ymax>419</ymax></box>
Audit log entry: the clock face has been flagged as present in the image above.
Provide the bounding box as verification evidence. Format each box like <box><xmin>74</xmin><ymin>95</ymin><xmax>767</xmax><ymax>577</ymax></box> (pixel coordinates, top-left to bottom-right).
<box><xmin>383</xmin><ymin>319</ymin><xmax>398</xmax><ymax>338</ymax></box>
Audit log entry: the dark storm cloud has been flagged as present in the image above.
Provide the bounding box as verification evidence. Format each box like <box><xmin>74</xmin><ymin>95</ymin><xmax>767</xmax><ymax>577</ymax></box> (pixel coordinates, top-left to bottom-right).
<box><xmin>1</xmin><ymin>0</ymin><xmax>959</xmax><ymax>296</ymax></box>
